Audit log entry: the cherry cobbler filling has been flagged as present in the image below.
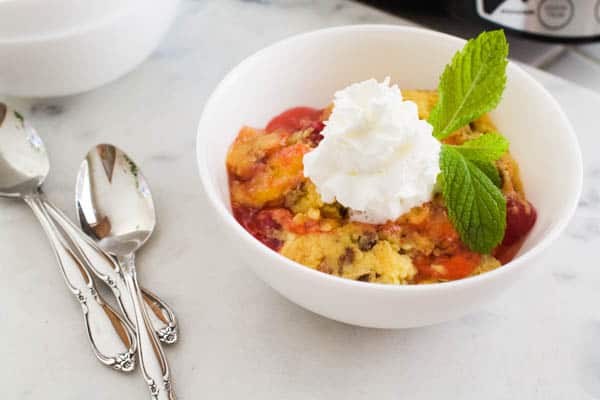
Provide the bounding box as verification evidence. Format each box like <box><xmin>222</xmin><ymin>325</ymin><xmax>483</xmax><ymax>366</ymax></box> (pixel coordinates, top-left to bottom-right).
<box><xmin>226</xmin><ymin>90</ymin><xmax>536</xmax><ymax>284</ymax></box>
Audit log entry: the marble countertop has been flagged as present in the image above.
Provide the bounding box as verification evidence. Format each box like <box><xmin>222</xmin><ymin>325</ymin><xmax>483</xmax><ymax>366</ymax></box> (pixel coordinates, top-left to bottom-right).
<box><xmin>1</xmin><ymin>1</ymin><xmax>599</xmax><ymax>399</ymax></box>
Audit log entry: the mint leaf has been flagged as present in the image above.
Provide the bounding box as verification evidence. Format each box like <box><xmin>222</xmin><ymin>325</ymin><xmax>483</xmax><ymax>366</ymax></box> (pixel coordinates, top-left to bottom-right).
<box><xmin>448</xmin><ymin>132</ymin><xmax>508</xmax><ymax>188</ymax></box>
<box><xmin>440</xmin><ymin>145</ymin><xmax>506</xmax><ymax>253</ymax></box>
<box><xmin>471</xmin><ymin>160</ymin><xmax>502</xmax><ymax>187</ymax></box>
<box><xmin>453</xmin><ymin>133</ymin><xmax>509</xmax><ymax>162</ymax></box>
<box><xmin>14</xmin><ymin>111</ymin><xmax>25</xmax><ymax>128</ymax></box>
<box><xmin>429</xmin><ymin>30</ymin><xmax>508</xmax><ymax>140</ymax></box>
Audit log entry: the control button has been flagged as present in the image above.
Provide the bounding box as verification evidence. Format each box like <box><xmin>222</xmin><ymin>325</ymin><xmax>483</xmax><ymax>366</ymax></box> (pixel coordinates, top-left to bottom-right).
<box><xmin>538</xmin><ymin>0</ymin><xmax>574</xmax><ymax>30</ymax></box>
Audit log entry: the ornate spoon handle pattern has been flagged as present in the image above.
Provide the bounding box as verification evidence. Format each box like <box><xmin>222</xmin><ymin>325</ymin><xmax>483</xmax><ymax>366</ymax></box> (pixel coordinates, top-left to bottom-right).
<box><xmin>120</xmin><ymin>254</ymin><xmax>175</xmax><ymax>400</ymax></box>
<box><xmin>43</xmin><ymin>200</ymin><xmax>179</xmax><ymax>344</ymax></box>
<box><xmin>26</xmin><ymin>195</ymin><xmax>137</xmax><ymax>372</ymax></box>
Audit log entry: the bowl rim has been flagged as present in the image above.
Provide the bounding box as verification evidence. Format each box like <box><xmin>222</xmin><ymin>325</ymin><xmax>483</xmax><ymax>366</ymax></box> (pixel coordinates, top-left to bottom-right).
<box><xmin>196</xmin><ymin>24</ymin><xmax>583</xmax><ymax>293</ymax></box>
<box><xmin>0</xmin><ymin>0</ymin><xmax>151</xmax><ymax>42</ymax></box>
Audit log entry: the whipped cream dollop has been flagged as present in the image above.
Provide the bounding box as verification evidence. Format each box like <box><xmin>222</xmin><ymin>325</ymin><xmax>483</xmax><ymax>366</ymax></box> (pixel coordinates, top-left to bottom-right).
<box><xmin>303</xmin><ymin>78</ymin><xmax>441</xmax><ymax>224</ymax></box>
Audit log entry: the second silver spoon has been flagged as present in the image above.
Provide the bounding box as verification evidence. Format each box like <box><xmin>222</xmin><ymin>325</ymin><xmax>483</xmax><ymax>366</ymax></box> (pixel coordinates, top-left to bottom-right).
<box><xmin>76</xmin><ymin>144</ymin><xmax>175</xmax><ymax>400</ymax></box>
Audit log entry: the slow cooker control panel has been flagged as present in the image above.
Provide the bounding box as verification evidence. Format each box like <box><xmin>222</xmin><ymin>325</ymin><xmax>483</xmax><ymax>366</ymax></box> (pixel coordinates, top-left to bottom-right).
<box><xmin>476</xmin><ymin>0</ymin><xmax>600</xmax><ymax>38</ymax></box>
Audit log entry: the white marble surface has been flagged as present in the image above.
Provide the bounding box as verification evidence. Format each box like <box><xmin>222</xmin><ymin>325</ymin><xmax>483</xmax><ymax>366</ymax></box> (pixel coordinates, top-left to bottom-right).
<box><xmin>1</xmin><ymin>1</ymin><xmax>599</xmax><ymax>399</ymax></box>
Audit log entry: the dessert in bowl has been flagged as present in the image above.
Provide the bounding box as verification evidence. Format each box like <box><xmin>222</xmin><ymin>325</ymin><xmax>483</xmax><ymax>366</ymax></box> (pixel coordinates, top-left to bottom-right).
<box><xmin>197</xmin><ymin>25</ymin><xmax>582</xmax><ymax>328</ymax></box>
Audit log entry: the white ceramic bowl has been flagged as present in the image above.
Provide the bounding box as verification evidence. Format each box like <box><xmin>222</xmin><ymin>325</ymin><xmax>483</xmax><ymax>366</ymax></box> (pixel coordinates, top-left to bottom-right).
<box><xmin>0</xmin><ymin>0</ymin><xmax>178</xmax><ymax>97</ymax></box>
<box><xmin>197</xmin><ymin>25</ymin><xmax>582</xmax><ymax>328</ymax></box>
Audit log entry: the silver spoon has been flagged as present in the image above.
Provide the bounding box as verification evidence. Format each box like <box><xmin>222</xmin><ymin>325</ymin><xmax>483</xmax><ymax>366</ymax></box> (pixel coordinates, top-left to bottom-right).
<box><xmin>76</xmin><ymin>144</ymin><xmax>175</xmax><ymax>400</ymax></box>
<box><xmin>0</xmin><ymin>103</ymin><xmax>137</xmax><ymax>372</ymax></box>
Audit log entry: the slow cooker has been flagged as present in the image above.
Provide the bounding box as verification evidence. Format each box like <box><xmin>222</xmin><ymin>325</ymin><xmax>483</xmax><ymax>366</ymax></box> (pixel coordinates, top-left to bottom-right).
<box><xmin>360</xmin><ymin>0</ymin><xmax>600</xmax><ymax>43</ymax></box>
<box><xmin>449</xmin><ymin>0</ymin><xmax>600</xmax><ymax>42</ymax></box>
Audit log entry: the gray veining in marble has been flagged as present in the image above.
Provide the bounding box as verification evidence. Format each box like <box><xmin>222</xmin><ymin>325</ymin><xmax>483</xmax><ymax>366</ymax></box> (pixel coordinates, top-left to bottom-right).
<box><xmin>0</xmin><ymin>1</ymin><xmax>598</xmax><ymax>399</ymax></box>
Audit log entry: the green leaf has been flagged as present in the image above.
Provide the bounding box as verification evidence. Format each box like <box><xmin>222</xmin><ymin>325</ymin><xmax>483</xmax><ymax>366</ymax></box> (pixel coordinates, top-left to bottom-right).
<box><xmin>440</xmin><ymin>145</ymin><xmax>506</xmax><ymax>253</ymax></box>
<box><xmin>429</xmin><ymin>30</ymin><xmax>508</xmax><ymax>140</ymax></box>
<box><xmin>13</xmin><ymin>111</ymin><xmax>25</xmax><ymax>128</ymax></box>
<box><xmin>471</xmin><ymin>160</ymin><xmax>502</xmax><ymax>187</ymax></box>
<box><xmin>448</xmin><ymin>132</ymin><xmax>508</xmax><ymax>188</ymax></box>
<box><xmin>452</xmin><ymin>133</ymin><xmax>509</xmax><ymax>162</ymax></box>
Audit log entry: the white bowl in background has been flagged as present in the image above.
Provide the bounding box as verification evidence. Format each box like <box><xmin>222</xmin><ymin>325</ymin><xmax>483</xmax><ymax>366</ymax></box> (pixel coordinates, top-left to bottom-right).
<box><xmin>0</xmin><ymin>0</ymin><xmax>178</xmax><ymax>97</ymax></box>
<box><xmin>197</xmin><ymin>25</ymin><xmax>582</xmax><ymax>329</ymax></box>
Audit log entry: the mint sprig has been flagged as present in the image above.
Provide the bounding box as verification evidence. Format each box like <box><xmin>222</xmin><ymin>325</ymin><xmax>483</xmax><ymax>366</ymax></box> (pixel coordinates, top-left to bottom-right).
<box><xmin>429</xmin><ymin>30</ymin><xmax>508</xmax><ymax>140</ymax></box>
<box><xmin>440</xmin><ymin>145</ymin><xmax>506</xmax><ymax>253</ymax></box>
<box><xmin>431</xmin><ymin>30</ymin><xmax>510</xmax><ymax>253</ymax></box>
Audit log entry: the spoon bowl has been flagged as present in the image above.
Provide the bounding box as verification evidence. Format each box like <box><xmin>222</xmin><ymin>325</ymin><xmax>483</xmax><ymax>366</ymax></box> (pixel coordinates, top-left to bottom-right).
<box><xmin>0</xmin><ymin>102</ymin><xmax>49</xmax><ymax>197</ymax></box>
<box><xmin>76</xmin><ymin>144</ymin><xmax>156</xmax><ymax>256</ymax></box>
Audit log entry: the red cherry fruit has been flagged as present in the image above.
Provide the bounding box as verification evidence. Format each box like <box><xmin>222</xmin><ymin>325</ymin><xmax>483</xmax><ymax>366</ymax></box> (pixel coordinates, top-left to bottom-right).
<box><xmin>233</xmin><ymin>207</ymin><xmax>293</xmax><ymax>251</ymax></box>
<box><xmin>501</xmin><ymin>196</ymin><xmax>537</xmax><ymax>246</ymax></box>
<box><xmin>266</xmin><ymin>107</ymin><xmax>324</xmax><ymax>134</ymax></box>
<box><xmin>307</xmin><ymin>122</ymin><xmax>325</xmax><ymax>146</ymax></box>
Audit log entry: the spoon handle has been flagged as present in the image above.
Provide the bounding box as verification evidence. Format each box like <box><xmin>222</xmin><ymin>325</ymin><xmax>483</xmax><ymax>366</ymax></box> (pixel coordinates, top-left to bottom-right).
<box><xmin>120</xmin><ymin>255</ymin><xmax>176</xmax><ymax>400</ymax></box>
<box><xmin>42</xmin><ymin>199</ymin><xmax>179</xmax><ymax>344</ymax></box>
<box><xmin>25</xmin><ymin>195</ymin><xmax>137</xmax><ymax>372</ymax></box>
